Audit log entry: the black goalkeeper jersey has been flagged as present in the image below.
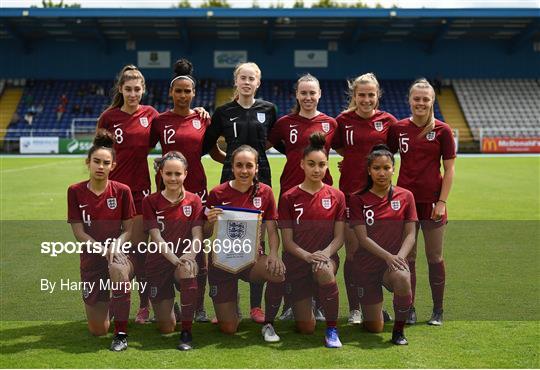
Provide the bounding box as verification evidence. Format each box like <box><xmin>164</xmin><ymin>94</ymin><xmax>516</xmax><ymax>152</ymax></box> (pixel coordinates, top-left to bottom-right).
<box><xmin>202</xmin><ymin>99</ymin><xmax>277</xmax><ymax>186</ymax></box>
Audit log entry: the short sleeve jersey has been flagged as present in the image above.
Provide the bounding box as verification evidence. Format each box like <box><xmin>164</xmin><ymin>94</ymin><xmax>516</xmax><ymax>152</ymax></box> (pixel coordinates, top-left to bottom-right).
<box><xmin>206</xmin><ymin>181</ymin><xmax>277</xmax><ymax>222</ymax></box>
<box><xmin>268</xmin><ymin>113</ymin><xmax>337</xmax><ymax>194</ymax></box>
<box><xmin>150</xmin><ymin>111</ymin><xmax>210</xmax><ymax>194</ymax></box>
<box><xmin>387</xmin><ymin>118</ymin><xmax>456</xmax><ymax>203</ymax></box>
<box><xmin>348</xmin><ymin>186</ymin><xmax>418</xmax><ymax>272</ymax></box>
<box><xmin>142</xmin><ymin>191</ymin><xmax>204</xmax><ymax>271</ymax></box>
<box><xmin>202</xmin><ymin>100</ymin><xmax>277</xmax><ymax>186</ymax></box>
<box><xmin>278</xmin><ymin>184</ymin><xmax>346</xmax><ymax>254</ymax></box>
<box><xmin>98</xmin><ymin>105</ymin><xmax>159</xmax><ymax>192</ymax></box>
<box><xmin>332</xmin><ymin>110</ymin><xmax>397</xmax><ymax>194</ymax></box>
<box><xmin>67</xmin><ymin>180</ymin><xmax>135</xmax><ymax>271</ymax></box>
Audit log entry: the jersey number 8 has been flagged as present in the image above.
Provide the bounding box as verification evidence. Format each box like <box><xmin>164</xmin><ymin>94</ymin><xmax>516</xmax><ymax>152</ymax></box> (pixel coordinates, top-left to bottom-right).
<box><xmin>114</xmin><ymin>127</ymin><xmax>124</xmax><ymax>144</ymax></box>
<box><xmin>363</xmin><ymin>209</ymin><xmax>375</xmax><ymax>226</ymax></box>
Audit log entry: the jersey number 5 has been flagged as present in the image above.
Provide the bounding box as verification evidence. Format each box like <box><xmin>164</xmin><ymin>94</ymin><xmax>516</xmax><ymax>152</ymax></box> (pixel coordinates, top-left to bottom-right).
<box><xmin>157</xmin><ymin>215</ymin><xmax>165</xmax><ymax>232</ymax></box>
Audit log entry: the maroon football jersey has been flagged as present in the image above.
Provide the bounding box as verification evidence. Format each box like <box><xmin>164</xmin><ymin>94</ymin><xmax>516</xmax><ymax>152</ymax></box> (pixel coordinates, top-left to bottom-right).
<box><xmin>150</xmin><ymin>111</ymin><xmax>210</xmax><ymax>194</ymax></box>
<box><xmin>268</xmin><ymin>113</ymin><xmax>337</xmax><ymax>194</ymax></box>
<box><xmin>332</xmin><ymin>110</ymin><xmax>397</xmax><ymax>194</ymax></box>
<box><xmin>278</xmin><ymin>184</ymin><xmax>346</xmax><ymax>254</ymax></box>
<box><xmin>348</xmin><ymin>186</ymin><xmax>418</xmax><ymax>272</ymax></box>
<box><xmin>142</xmin><ymin>191</ymin><xmax>204</xmax><ymax>271</ymax></box>
<box><xmin>67</xmin><ymin>180</ymin><xmax>135</xmax><ymax>271</ymax></box>
<box><xmin>98</xmin><ymin>105</ymin><xmax>159</xmax><ymax>192</ymax></box>
<box><xmin>387</xmin><ymin>118</ymin><xmax>456</xmax><ymax>203</ymax></box>
<box><xmin>206</xmin><ymin>181</ymin><xmax>277</xmax><ymax>221</ymax></box>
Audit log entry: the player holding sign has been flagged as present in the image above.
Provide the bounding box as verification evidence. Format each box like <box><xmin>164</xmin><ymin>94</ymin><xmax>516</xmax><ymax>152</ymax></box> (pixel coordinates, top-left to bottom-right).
<box><xmin>67</xmin><ymin>130</ymin><xmax>136</xmax><ymax>352</ymax></box>
<box><xmin>204</xmin><ymin>145</ymin><xmax>285</xmax><ymax>341</ymax></box>
<box><xmin>278</xmin><ymin>132</ymin><xmax>346</xmax><ymax>348</ymax></box>
<box><xmin>387</xmin><ymin>78</ymin><xmax>456</xmax><ymax>325</ymax></box>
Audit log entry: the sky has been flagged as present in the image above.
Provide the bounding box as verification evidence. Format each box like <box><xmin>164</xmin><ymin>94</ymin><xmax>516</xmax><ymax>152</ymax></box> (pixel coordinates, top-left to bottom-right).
<box><xmin>2</xmin><ymin>0</ymin><xmax>539</xmax><ymax>8</ymax></box>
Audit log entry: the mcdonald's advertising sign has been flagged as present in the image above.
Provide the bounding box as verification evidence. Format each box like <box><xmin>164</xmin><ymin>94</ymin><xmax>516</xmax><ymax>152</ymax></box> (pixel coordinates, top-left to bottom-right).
<box><xmin>482</xmin><ymin>138</ymin><xmax>540</xmax><ymax>153</ymax></box>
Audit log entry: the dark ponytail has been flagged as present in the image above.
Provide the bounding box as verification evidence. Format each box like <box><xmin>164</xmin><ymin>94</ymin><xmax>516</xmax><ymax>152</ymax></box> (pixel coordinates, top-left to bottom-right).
<box><xmin>88</xmin><ymin>129</ymin><xmax>115</xmax><ymax>160</ymax></box>
<box><xmin>302</xmin><ymin>131</ymin><xmax>328</xmax><ymax>158</ymax></box>
<box><xmin>170</xmin><ymin>58</ymin><xmax>196</xmax><ymax>88</ymax></box>
<box><xmin>361</xmin><ymin>144</ymin><xmax>395</xmax><ymax>202</ymax></box>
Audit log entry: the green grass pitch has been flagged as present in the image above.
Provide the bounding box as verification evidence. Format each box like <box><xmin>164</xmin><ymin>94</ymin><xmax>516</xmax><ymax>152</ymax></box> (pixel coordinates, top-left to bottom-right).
<box><xmin>0</xmin><ymin>155</ymin><xmax>539</xmax><ymax>368</ymax></box>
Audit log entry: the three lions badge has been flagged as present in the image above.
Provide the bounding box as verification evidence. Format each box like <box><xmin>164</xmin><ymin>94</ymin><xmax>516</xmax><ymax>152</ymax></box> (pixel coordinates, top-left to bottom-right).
<box><xmin>322</xmin><ymin>198</ymin><xmax>332</xmax><ymax>210</ymax></box>
<box><xmin>107</xmin><ymin>198</ymin><xmax>117</xmax><ymax>210</ymax></box>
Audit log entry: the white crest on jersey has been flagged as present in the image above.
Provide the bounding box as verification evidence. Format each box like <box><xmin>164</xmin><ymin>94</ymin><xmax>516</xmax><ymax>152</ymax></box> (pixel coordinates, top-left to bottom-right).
<box><xmin>321</xmin><ymin>122</ymin><xmax>330</xmax><ymax>133</ymax></box>
<box><xmin>426</xmin><ymin>131</ymin><xmax>436</xmax><ymax>141</ymax></box>
<box><xmin>253</xmin><ymin>197</ymin><xmax>262</xmax><ymax>208</ymax></box>
<box><xmin>257</xmin><ymin>112</ymin><xmax>266</xmax><ymax>123</ymax></box>
<box><xmin>107</xmin><ymin>197</ymin><xmax>117</xmax><ymax>210</ymax></box>
<box><xmin>150</xmin><ymin>286</ymin><xmax>158</xmax><ymax>299</ymax></box>
<box><xmin>322</xmin><ymin>198</ymin><xmax>332</xmax><ymax>210</ymax></box>
<box><xmin>183</xmin><ymin>205</ymin><xmax>192</xmax><ymax>217</ymax></box>
<box><xmin>374</xmin><ymin>121</ymin><xmax>383</xmax><ymax>132</ymax></box>
<box><xmin>192</xmin><ymin>119</ymin><xmax>201</xmax><ymax>130</ymax></box>
<box><xmin>391</xmin><ymin>200</ymin><xmax>401</xmax><ymax>210</ymax></box>
<box><xmin>139</xmin><ymin>117</ymin><xmax>149</xmax><ymax>128</ymax></box>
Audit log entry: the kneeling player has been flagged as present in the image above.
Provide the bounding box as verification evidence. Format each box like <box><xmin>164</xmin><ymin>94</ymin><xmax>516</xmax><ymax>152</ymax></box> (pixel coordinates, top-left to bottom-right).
<box><xmin>349</xmin><ymin>145</ymin><xmax>417</xmax><ymax>345</ymax></box>
<box><xmin>278</xmin><ymin>132</ymin><xmax>345</xmax><ymax>348</ymax></box>
<box><xmin>67</xmin><ymin>130</ymin><xmax>136</xmax><ymax>352</ymax></box>
<box><xmin>142</xmin><ymin>151</ymin><xmax>204</xmax><ymax>350</ymax></box>
<box><xmin>204</xmin><ymin>145</ymin><xmax>286</xmax><ymax>341</ymax></box>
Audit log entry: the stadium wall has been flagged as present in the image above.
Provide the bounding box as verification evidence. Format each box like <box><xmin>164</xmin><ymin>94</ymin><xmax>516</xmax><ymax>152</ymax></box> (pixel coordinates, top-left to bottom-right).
<box><xmin>2</xmin><ymin>38</ymin><xmax>539</xmax><ymax>79</ymax></box>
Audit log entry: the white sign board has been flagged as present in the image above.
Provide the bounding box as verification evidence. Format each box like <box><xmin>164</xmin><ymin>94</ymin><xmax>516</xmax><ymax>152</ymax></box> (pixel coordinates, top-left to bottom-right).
<box><xmin>212</xmin><ymin>207</ymin><xmax>261</xmax><ymax>273</ymax></box>
<box><xmin>294</xmin><ymin>50</ymin><xmax>328</xmax><ymax>68</ymax></box>
<box><xmin>137</xmin><ymin>51</ymin><xmax>171</xmax><ymax>69</ymax></box>
<box><xmin>214</xmin><ymin>51</ymin><xmax>247</xmax><ymax>68</ymax></box>
<box><xmin>20</xmin><ymin>137</ymin><xmax>59</xmax><ymax>154</ymax></box>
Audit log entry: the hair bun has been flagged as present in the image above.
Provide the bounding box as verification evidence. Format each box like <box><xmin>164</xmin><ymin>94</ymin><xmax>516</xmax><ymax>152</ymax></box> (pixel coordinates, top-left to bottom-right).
<box><xmin>308</xmin><ymin>132</ymin><xmax>326</xmax><ymax>150</ymax></box>
<box><xmin>93</xmin><ymin>128</ymin><xmax>115</xmax><ymax>148</ymax></box>
<box><xmin>371</xmin><ymin>144</ymin><xmax>390</xmax><ymax>153</ymax></box>
<box><xmin>173</xmin><ymin>59</ymin><xmax>193</xmax><ymax>77</ymax></box>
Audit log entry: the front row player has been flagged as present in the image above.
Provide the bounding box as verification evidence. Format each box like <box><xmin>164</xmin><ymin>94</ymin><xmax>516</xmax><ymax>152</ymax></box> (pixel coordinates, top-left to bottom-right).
<box><xmin>204</xmin><ymin>145</ymin><xmax>286</xmax><ymax>341</ymax></box>
<box><xmin>67</xmin><ymin>130</ymin><xmax>137</xmax><ymax>352</ymax></box>
<box><xmin>277</xmin><ymin>132</ymin><xmax>345</xmax><ymax>348</ymax></box>
<box><xmin>349</xmin><ymin>145</ymin><xmax>417</xmax><ymax>345</ymax></box>
<box><xmin>142</xmin><ymin>151</ymin><xmax>204</xmax><ymax>351</ymax></box>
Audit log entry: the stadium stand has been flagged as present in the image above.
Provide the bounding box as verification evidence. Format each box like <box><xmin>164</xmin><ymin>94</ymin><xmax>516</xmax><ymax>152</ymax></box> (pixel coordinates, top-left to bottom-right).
<box><xmin>453</xmin><ymin>79</ymin><xmax>540</xmax><ymax>140</ymax></box>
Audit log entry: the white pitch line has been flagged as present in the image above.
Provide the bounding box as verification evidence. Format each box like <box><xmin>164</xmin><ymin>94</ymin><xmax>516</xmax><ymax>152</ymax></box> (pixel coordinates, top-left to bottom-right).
<box><xmin>0</xmin><ymin>160</ymin><xmax>77</xmax><ymax>174</ymax></box>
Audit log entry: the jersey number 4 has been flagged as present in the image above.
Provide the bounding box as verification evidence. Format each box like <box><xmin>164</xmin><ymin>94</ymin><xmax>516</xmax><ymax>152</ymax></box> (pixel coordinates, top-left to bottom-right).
<box><xmin>82</xmin><ymin>210</ymin><xmax>91</xmax><ymax>227</ymax></box>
